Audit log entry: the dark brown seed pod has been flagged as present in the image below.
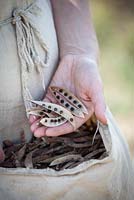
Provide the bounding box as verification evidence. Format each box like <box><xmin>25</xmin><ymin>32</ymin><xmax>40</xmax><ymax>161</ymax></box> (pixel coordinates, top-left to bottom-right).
<box><xmin>50</xmin><ymin>154</ymin><xmax>84</xmax><ymax>166</ymax></box>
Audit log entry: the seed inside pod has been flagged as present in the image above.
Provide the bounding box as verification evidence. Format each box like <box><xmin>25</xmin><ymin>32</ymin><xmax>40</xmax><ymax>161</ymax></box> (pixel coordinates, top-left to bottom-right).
<box><xmin>73</xmin><ymin>100</ymin><xmax>77</xmax><ymax>104</ymax></box>
<box><xmin>70</xmin><ymin>107</ymin><xmax>74</xmax><ymax>111</ymax></box>
<box><xmin>64</xmin><ymin>93</ymin><xmax>68</xmax><ymax>96</ymax></box>
<box><xmin>54</xmin><ymin>108</ymin><xmax>57</xmax><ymax>111</ymax></box>
<box><xmin>48</xmin><ymin>106</ymin><xmax>51</xmax><ymax>109</ymax></box>
<box><xmin>78</xmin><ymin>104</ymin><xmax>82</xmax><ymax>108</ymax></box>
<box><xmin>59</xmin><ymin>89</ymin><xmax>63</xmax><ymax>93</ymax></box>
<box><xmin>68</xmin><ymin>96</ymin><xmax>72</xmax><ymax>100</ymax></box>
<box><xmin>60</xmin><ymin>99</ymin><xmax>64</xmax><ymax>104</ymax></box>
<box><xmin>60</xmin><ymin>110</ymin><xmax>63</xmax><ymax>114</ymax></box>
<box><xmin>65</xmin><ymin>103</ymin><xmax>69</xmax><ymax>108</ymax></box>
<box><xmin>56</xmin><ymin>95</ymin><xmax>60</xmax><ymax>99</ymax></box>
<box><xmin>39</xmin><ymin>111</ymin><xmax>44</xmax><ymax>115</ymax></box>
<box><xmin>70</xmin><ymin>118</ymin><xmax>73</xmax><ymax>122</ymax></box>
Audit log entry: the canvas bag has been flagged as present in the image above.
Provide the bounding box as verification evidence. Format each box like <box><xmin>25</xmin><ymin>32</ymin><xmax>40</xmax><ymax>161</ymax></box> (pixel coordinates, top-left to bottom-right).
<box><xmin>0</xmin><ymin>1</ymin><xmax>133</xmax><ymax>199</ymax></box>
<box><xmin>0</xmin><ymin>0</ymin><xmax>59</xmax><ymax>144</ymax></box>
<box><xmin>0</xmin><ymin>108</ymin><xmax>133</xmax><ymax>200</ymax></box>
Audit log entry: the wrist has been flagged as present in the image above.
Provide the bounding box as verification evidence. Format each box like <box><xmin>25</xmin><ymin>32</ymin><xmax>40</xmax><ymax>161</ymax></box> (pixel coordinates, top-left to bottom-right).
<box><xmin>60</xmin><ymin>47</ymin><xmax>99</xmax><ymax>64</ymax></box>
<box><xmin>61</xmin><ymin>54</ymin><xmax>99</xmax><ymax>69</ymax></box>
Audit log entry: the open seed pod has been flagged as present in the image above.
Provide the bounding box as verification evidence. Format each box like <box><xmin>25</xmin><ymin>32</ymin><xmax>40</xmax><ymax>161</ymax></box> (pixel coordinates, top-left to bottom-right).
<box><xmin>50</xmin><ymin>89</ymin><xmax>85</xmax><ymax>118</ymax></box>
<box><xmin>29</xmin><ymin>100</ymin><xmax>75</xmax><ymax>128</ymax></box>
<box><xmin>27</xmin><ymin>87</ymin><xmax>89</xmax><ymax>128</ymax></box>
<box><xmin>50</xmin><ymin>86</ymin><xmax>88</xmax><ymax>114</ymax></box>
<box><xmin>27</xmin><ymin>107</ymin><xmax>55</xmax><ymax>118</ymax></box>
<box><xmin>40</xmin><ymin>116</ymin><xmax>67</xmax><ymax>127</ymax></box>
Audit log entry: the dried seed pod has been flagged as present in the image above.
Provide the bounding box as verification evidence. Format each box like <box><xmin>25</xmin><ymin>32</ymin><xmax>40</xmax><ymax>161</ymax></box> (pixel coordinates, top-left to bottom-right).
<box><xmin>24</xmin><ymin>149</ymin><xmax>37</xmax><ymax>169</ymax></box>
<box><xmin>39</xmin><ymin>151</ymin><xmax>75</xmax><ymax>164</ymax></box>
<box><xmin>0</xmin><ymin>121</ymin><xmax>107</xmax><ymax>170</ymax></box>
<box><xmin>85</xmin><ymin>148</ymin><xmax>105</xmax><ymax>160</ymax></box>
<box><xmin>29</xmin><ymin>100</ymin><xmax>75</xmax><ymax>128</ymax></box>
<box><xmin>40</xmin><ymin>116</ymin><xmax>67</xmax><ymax>127</ymax></box>
<box><xmin>50</xmin><ymin>90</ymin><xmax>84</xmax><ymax>118</ymax></box>
<box><xmin>27</xmin><ymin>109</ymin><xmax>53</xmax><ymax>118</ymax></box>
<box><xmin>27</xmin><ymin>109</ymin><xmax>45</xmax><ymax>117</ymax></box>
<box><xmin>28</xmin><ymin>106</ymin><xmax>57</xmax><ymax>117</ymax></box>
<box><xmin>16</xmin><ymin>144</ymin><xmax>27</xmax><ymax>161</ymax></box>
<box><xmin>3</xmin><ymin>140</ymin><xmax>14</xmax><ymax>147</ymax></box>
<box><xmin>49</xmin><ymin>154</ymin><xmax>83</xmax><ymax>166</ymax></box>
<box><xmin>50</xmin><ymin>86</ymin><xmax>88</xmax><ymax>114</ymax></box>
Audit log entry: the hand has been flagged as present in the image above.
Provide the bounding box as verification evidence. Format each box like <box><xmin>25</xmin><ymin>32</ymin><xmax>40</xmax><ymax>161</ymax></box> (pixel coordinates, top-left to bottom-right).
<box><xmin>29</xmin><ymin>55</ymin><xmax>107</xmax><ymax>137</ymax></box>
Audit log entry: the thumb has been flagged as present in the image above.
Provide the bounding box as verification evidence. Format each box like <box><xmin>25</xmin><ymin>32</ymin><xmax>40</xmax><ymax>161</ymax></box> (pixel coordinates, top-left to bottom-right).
<box><xmin>91</xmin><ymin>90</ymin><xmax>107</xmax><ymax>124</ymax></box>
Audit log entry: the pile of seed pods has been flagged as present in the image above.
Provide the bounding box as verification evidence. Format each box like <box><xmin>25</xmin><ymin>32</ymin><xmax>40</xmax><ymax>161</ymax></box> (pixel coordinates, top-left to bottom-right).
<box><xmin>0</xmin><ymin>89</ymin><xmax>108</xmax><ymax>170</ymax></box>
<box><xmin>28</xmin><ymin>86</ymin><xmax>89</xmax><ymax>128</ymax></box>
<box><xmin>0</xmin><ymin>117</ymin><xmax>107</xmax><ymax>170</ymax></box>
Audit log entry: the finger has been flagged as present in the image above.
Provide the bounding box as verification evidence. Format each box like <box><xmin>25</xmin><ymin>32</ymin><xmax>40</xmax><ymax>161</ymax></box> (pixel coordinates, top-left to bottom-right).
<box><xmin>46</xmin><ymin>121</ymin><xmax>74</xmax><ymax>137</ymax></box>
<box><xmin>45</xmin><ymin>108</ymin><xmax>93</xmax><ymax>136</ymax></box>
<box><xmin>34</xmin><ymin>126</ymin><xmax>48</xmax><ymax>138</ymax></box>
<box><xmin>30</xmin><ymin>119</ymin><xmax>42</xmax><ymax>133</ymax></box>
<box><xmin>29</xmin><ymin>115</ymin><xmax>38</xmax><ymax>124</ymax></box>
<box><xmin>92</xmin><ymin>90</ymin><xmax>107</xmax><ymax>124</ymax></box>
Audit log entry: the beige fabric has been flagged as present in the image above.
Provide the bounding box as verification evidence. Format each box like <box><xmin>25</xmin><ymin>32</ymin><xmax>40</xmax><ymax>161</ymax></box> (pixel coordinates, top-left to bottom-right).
<box><xmin>0</xmin><ymin>109</ymin><xmax>133</xmax><ymax>200</ymax></box>
<box><xmin>0</xmin><ymin>0</ymin><xmax>59</xmax><ymax>143</ymax></box>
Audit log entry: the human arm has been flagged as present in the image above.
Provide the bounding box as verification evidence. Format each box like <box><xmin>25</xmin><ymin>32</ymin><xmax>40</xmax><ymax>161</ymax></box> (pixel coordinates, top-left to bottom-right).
<box><xmin>29</xmin><ymin>0</ymin><xmax>107</xmax><ymax>137</ymax></box>
<box><xmin>51</xmin><ymin>0</ymin><xmax>99</xmax><ymax>60</ymax></box>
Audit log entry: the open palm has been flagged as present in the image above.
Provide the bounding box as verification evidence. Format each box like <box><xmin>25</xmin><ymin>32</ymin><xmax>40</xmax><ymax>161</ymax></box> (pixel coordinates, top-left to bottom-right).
<box><xmin>30</xmin><ymin>55</ymin><xmax>107</xmax><ymax>137</ymax></box>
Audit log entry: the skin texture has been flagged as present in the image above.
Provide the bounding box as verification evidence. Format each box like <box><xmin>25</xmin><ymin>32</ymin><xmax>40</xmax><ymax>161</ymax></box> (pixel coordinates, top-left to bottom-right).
<box><xmin>29</xmin><ymin>55</ymin><xmax>107</xmax><ymax>137</ymax></box>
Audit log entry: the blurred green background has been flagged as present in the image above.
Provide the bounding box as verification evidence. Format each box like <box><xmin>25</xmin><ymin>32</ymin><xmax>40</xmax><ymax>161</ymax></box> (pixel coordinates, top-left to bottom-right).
<box><xmin>90</xmin><ymin>0</ymin><xmax>134</xmax><ymax>155</ymax></box>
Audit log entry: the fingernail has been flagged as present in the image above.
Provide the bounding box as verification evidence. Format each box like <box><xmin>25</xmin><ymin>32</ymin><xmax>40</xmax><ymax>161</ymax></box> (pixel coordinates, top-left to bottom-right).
<box><xmin>29</xmin><ymin>115</ymin><xmax>37</xmax><ymax>124</ymax></box>
<box><xmin>33</xmin><ymin>115</ymin><xmax>37</xmax><ymax>120</ymax></box>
